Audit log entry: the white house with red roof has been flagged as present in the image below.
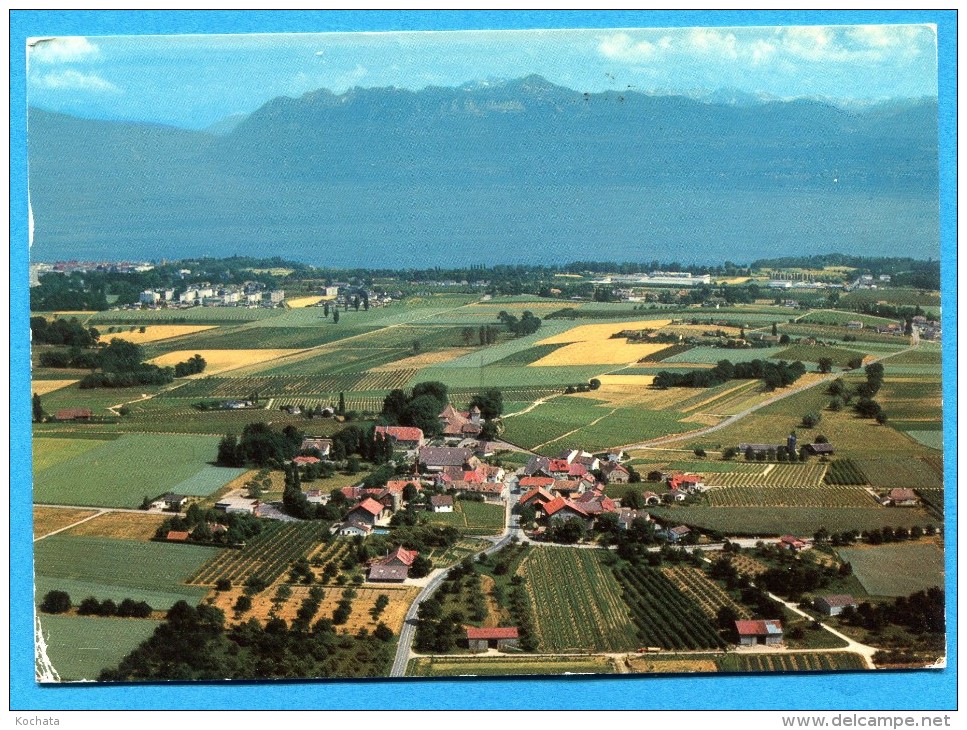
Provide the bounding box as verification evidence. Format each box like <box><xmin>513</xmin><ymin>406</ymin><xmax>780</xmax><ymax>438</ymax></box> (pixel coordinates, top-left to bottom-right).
<box><xmin>601</xmin><ymin>462</ymin><xmax>631</xmax><ymax>484</ymax></box>
<box><xmin>466</xmin><ymin>626</ymin><xmax>520</xmax><ymax>651</ymax></box>
<box><xmin>779</xmin><ymin>535</ymin><xmax>809</xmax><ymax>552</ymax></box>
<box><xmin>735</xmin><ymin>619</ymin><xmax>784</xmax><ymax>646</ymax></box>
<box><xmin>374</xmin><ymin>425</ymin><xmax>425</xmax><ymax>449</ymax></box>
<box><xmin>439</xmin><ymin>404</ymin><xmax>483</xmax><ymax>440</ymax></box>
<box><xmin>669</xmin><ymin>474</ymin><xmax>705</xmax><ymax>491</ymax></box>
<box><xmin>367</xmin><ymin>545</ymin><xmax>419</xmax><ymax>582</ymax></box>
<box><xmin>346</xmin><ymin>497</ymin><xmax>391</xmax><ymax>526</ymax></box>
<box><xmin>541</xmin><ymin>497</ymin><xmax>593</xmax><ymax>526</ymax></box>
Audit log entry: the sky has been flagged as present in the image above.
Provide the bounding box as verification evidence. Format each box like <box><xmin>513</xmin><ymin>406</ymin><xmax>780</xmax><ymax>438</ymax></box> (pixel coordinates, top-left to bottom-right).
<box><xmin>26</xmin><ymin>24</ymin><xmax>938</xmax><ymax>130</ymax></box>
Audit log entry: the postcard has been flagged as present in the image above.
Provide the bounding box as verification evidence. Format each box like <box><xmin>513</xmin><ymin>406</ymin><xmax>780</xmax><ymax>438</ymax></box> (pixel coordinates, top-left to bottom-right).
<box><xmin>22</xmin><ymin>17</ymin><xmax>949</xmax><ymax>698</ymax></box>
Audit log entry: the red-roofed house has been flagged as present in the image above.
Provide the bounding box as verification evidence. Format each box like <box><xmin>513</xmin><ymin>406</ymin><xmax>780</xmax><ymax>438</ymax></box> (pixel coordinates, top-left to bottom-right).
<box><xmin>347</xmin><ymin>497</ymin><xmax>391</xmax><ymax>526</ymax></box>
<box><xmin>546</xmin><ymin>459</ymin><xmax>571</xmax><ymax>475</ymax></box>
<box><xmin>542</xmin><ymin>497</ymin><xmax>592</xmax><ymax>525</ymax></box>
<box><xmin>519</xmin><ymin>486</ymin><xmax>555</xmax><ymax>508</ymax></box>
<box><xmin>780</xmin><ymin>535</ymin><xmax>808</xmax><ymax>552</ymax></box>
<box><xmin>669</xmin><ymin>474</ymin><xmax>705</xmax><ymax>491</ymax></box>
<box><xmin>166</xmin><ymin>530</ymin><xmax>190</xmax><ymax>542</ymax></box>
<box><xmin>887</xmin><ymin>489</ymin><xmax>919</xmax><ymax>507</ymax></box>
<box><xmin>735</xmin><ymin>620</ymin><xmax>783</xmax><ymax>646</ymax></box>
<box><xmin>439</xmin><ymin>404</ymin><xmax>483</xmax><ymax>440</ymax></box>
<box><xmin>367</xmin><ymin>545</ymin><xmax>419</xmax><ymax>582</ymax></box>
<box><xmin>572</xmin><ymin>492</ymin><xmax>618</xmax><ymax>515</ymax></box>
<box><xmin>292</xmin><ymin>455</ymin><xmax>320</xmax><ymax>465</ymax></box>
<box><xmin>466</xmin><ymin>626</ymin><xmax>520</xmax><ymax>651</ymax></box>
<box><xmin>55</xmin><ymin>408</ymin><xmax>92</xmax><ymax>421</ymax></box>
<box><xmin>641</xmin><ymin>491</ymin><xmax>662</xmax><ymax>506</ymax></box>
<box><xmin>518</xmin><ymin>476</ymin><xmax>555</xmax><ymax>491</ymax></box>
<box><xmin>384</xmin><ymin>479</ymin><xmax>422</xmax><ymax>495</ymax></box>
<box><xmin>551</xmin><ymin>479</ymin><xmax>587</xmax><ymax>498</ymax></box>
<box><xmin>430</xmin><ymin>495</ymin><xmax>454</xmax><ymax>513</ymax></box>
<box><xmin>377</xmin><ymin>545</ymin><xmax>418</xmax><ymax>567</ymax></box>
<box><xmin>374</xmin><ymin>425</ymin><xmax>425</xmax><ymax>449</ymax></box>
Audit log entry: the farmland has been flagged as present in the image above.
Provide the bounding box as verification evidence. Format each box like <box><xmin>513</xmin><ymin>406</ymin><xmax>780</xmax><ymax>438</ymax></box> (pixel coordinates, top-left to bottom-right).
<box><xmin>520</xmin><ymin>548</ymin><xmax>639</xmax><ymax>652</ymax></box>
<box><xmin>65</xmin><ymin>512</ymin><xmax>169</xmax><ymax>541</ymax></box>
<box><xmin>35</xmin><ymin>535</ymin><xmax>217</xmax><ymax>609</ymax></box>
<box><xmin>33</xmin><ymin>506</ymin><xmax>99</xmax><ymax>539</ymax></box>
<box><xmin>30</xmin><ymin>379</ymin><xmax>80</xmax><ymax>395</ymax></box>
<box><xmin>33</xmin><ymin>434</ymin><xmax>233</xmax><ymax>508</ymax></box>
<box><xmin>148</xmin><ymin>349</ymin><xmax>302</xmax><ymax>375</ymax></box>
<box><xmin>98</xmin><ymin>324</ymin><xmax>216</xmax><ymax>344</ymax></box>
<box><xmin>717</xmin><ymin>652</ymin><xmax>867</xmax><ymax>672</ymax></box>
<box><xmin>852</xmin><ymin>457</ymin><xmax>942</xmax><ymax>489</ymax></box>
<box><xmin>702</xmin><ymin>463</ymin><xmax>827</xmax><ymax>487</ymax></box>
<box><xmin>424</xmin><ymin>500</ymin><xmax>505</xmax><ymax>536</ymax></box>
<box><xmin>702</xmin><ymin>485</ymin><xmax>874</xmax><ymax>508</ymax></box>
<box><xmin>38</xmin><ymin>614</ymin><xmax>162</xmax><ymax>682</ymax></box>
<box><xmin>662</xmin><ymin>567</ymin><xmax>750</xmax><ymax>619</ymax></box>
<box><xmin>408</xmin><ymin>655</ymin><xmax>616</xmax><ymax>677</ymax></box>
<box><xmin>187</xmin><ymin>521</ymin><xmax>331</xmax><ymax>586</ymax></box>
<box><xmin>837</xmin><ymin>543</ymin><xmax>944</xmax><ymax>597</ymax></box>
<box><xmin>613</xmin><ymin>564</ymin><xmax>725</xmax><ymax>650</ymax></box>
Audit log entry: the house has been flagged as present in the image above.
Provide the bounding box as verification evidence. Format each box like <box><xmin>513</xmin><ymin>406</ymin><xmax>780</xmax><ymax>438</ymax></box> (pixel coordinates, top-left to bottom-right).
<box><xmin>466</xmin><ymin>626</ymin><xmax>520</xmax><ymax>651</ymax></box>
<box><xmin>735</xmin><ymin>620</ymin><xmax>784</xmax><ymax>646</ymax></box>
<box><xmin>665</xmin><ymin>525</ymin><xmax>691</xmax><ymax>543</ymax></box>
<box><xmin>779</xmin><ymin>535</ymin><xmax>808</xmax><ymax>552</ymax></box>
<box><xmin>806</xmin><ymin>443</ymin><xmax>835</xmax><ymax>456</ymax></box>
<box><xmin>367</xmin><ymin>546</ymin><xmax>419</xmax><ymax>582</ymax></box>
<box><xmin>214</xmin><ymin>496</ymin><xmax>257</xmax><ymax>514</ymax></box>
<box><xmin>518</xmin><ymin>476</ymin><xmax>556</xmax><ymax>492</ymax></box>
<box><xmin>572</xmin><ymin>492</ymin><xmax>618</xmax><ymax>516</ymax></box>
<box><xmin>641</xmin><ymin>491</ymin><xmax>662</xmax><ymax>506</ymax></box>
<box><xmin>166</xmin><ymin>530</ymin><xmax>190</xmax><ymax>542</ymax></box>
<box><xmin>300</xmin><ymin>437</ymin><xmax>332</xmax><ymax>457</ymax></box>
<box><xmin>669</xmin><ymin>474</ymin><xmax>705</xmax><ymax>491</ymax></box>
<box><xmin>601</xmin><ymin>462</ymin><xmax>631</xmax><ymax>484</ymax></box>
<box><xmin>374</xmin><ymin>425</ymin><xmax>425</xmax><ymax>449</ymax></box>
<box><xmin>519</xmin><ymin>486</ymin><xmax>555</xmax><ymax>509</ymax></box>
<box><xmin>430</xmin><ymin>495</ymin><xmax>454</xmax><ymax>513</ymax></box>
<box><xmin>418</xmin><ymin>446</ymin><xmax>474</xmax><ymax>472</ymax></box>
<box><xmin>346</xmin><ymin>497</ymin><xmax>391</xmax><ymax>526</ymax></box>
<box><xmin>550</xmin><ymin>479</ymin><xmax>587</xmax><ymax>498</ymax></box>
<box><xmin>666</xmin><ymin>489</ymin><xmax>688</xmax><ymax>503</ymax></box>
<box><xmin>617</xmin><ymin>508</ymin><xmax>650</xmax><ymax>530</ymax></box>
<box><xmin>814</xmin><ymin>594</ymin><xmax>858</xmax><ymax>617</ymax></box>
<box><xmin>542</xmin><ymin>497</ymin><xmax>592</xmax><ymax>526</ymax></box>
<box><xmin>162</xmin><ymin>493</ymin><xmax>188</xmax><ymax>511</ymax></box>
<box><xmin>305</xmin><ymin>489</ymin><xmax>325</xmax><ymax>504</ymax></box>
<box><xmin>887</xmin><ymin>488</ymin><xmax>919</xmax><ymax>507</ymax></box>
<box><xmin>338</xmin><ymin>521</ymin><xmax>373</xmax><ymax>538</ymax></box>
<box><xmin>439</xmin><ymin>404</ymin><xmax>483</xmax><ymax>440</ymax></box>
<box><xmin>384</xmin><ymin>479</ymin><xmax>422</xmax><ymax>496</ymax></box>
<box><xmin>55</xmin><ymin>408</ymin><xmax>93</xmax><ymax>421</ymax></box>
<box><xmin>456</xmin><ymin>482</ymin><xmax>507</xmax><ymax>501</ymax></box>
<box><xmin>604</xmin><ymin>448</ymin><xmax>625</xmax><ymax>463</ymax></box>
<box><xmin>522</xmin><ymin>456</ymin><xmax>551</xmax><ymax>477</ymax></box>
<box><xmin>474</xmin><ymin>441</ymin><xmax>497</xmax><ymax>458</ymax></box>
<box><xmin>737</xmin><ymin>443</ymin><xmax>776</xmax><ymax>456</ymax></box>
<box><xmin>292</xmin><ymin>455</ymin><xmax>320</xmax><ymax>466</ymax></box>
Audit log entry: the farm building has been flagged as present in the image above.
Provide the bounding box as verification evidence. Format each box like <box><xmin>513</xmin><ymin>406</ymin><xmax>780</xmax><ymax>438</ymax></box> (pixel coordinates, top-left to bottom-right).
<box><xmin>162</xmin><ymin>493</ymin><xmax>188</xmax><ymax>511</ymax></box>
<box><xmin>466</xmin><ymin>626</ymin><xmax>520</xmax><ymax>651</ymax></box>
<box><xmin>735</xmin><ymin>620</ymin><xmax>784</xmax><ymax>646</ymax></box>
<box><xmin>166</xmin><ymin>530</ymin><xmax>190</xmax><ymax>542</ymax></box>
<box><xmin>806</xmin><ymin>443</ymin><xmax>835</xmax><ymax>456</ymax></box>
<box><xmin>367</xmin><ymin>546</ymin><xmax>418</xmax><ymax>582</ymax></box>
<box><xmin>430</xmin><ymin>495</ymin><xmax>454</xmax><ymax>513</ymax></box>
<box><xmin>665</xmin><ymin>525</ymin><xmax>692</xmax><ymax>543</ymax></box>
<box><xmin>374</xmin><ymin>425</ymin><xmax>425</xmax><ymax>449</ymax></box>
<box><xmin>346</xmin><ymin>497</ymin><xmax>391</xmax><ymax>526</ymax></box>
<box><xmin>214</xmin><ymin>495</ymin><xmax>258</xmax><ymax>514</ymax></box>
<box><xmin>814</xmin><ymin>594</ymin><xmax>858</xmax><ymax>617</ymax></box>
<box><xmin>55</xmin><ymin>408</ymin><xmax>93</xmax><ymax>421</ymax></box>
<box><xmin>418</xmin><ymin>446</ymin><xmax>475</xmax><ymax>472</ymax></box>
<box><xmin>439</xmin><ymin>404</ymin><xmax>483</xmax><ymax>440</ymax></box>
<box><xmin>887</xmin><ymin>488</ymin><xmax>920</xmax><ymax>507</ymax></box>
<box><xmin>455</xmin><ymin>481</ymin><xmax>507</xmax><ymax>502</ymax></box>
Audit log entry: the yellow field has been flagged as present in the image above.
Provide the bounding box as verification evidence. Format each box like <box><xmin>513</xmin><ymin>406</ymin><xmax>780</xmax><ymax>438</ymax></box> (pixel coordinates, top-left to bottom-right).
<box><xmin>149</xmin><ymin>349</ymin><xmax>301</xmax><ymax>375</ymax></box>
<box><xmin>712</xmin><ymin>277</ymin><xmax>751</xmax><ymax>285</ymax></box>
<box><xmin>101</xmin><ymin>325</ymin><xmax>216</xmax><ymax>344</ymax></box>
<box><xmin>537</xmin><ymin>319</ymin><xmax>672</xmax><ymax>345</ymax></box>
<box><xmin>659</xmin><ymin>324</ymin><xmax>743</xmax><ymax>337</ymax></box>
<box><xmin>625</xmin><ymin>656</ymin><xmax>719</xmax><ymax>674</ymax></box>
<box><xmin>286</xmin><ymin>296</ymin><xmax>324</xmax><ymax>308</ymax></box>
<box><xmin>30</xmin><ymin>379</ymin><xmax>79</xmax><ymax>395</ymax></box>
<box><xmin>370</xmin><ymin>348</ymin><xmax>476</xmax><ymax>370</ymax></box>
<box><xmin>212</xmin><ymin>583</ymin><xmax>418</xmax><ymax>635</ymax></box>
<box><xmin>531</xmin><ymin>340</ymin><xmax>672</xmax><ymax>367</ymax></box>
<box><xmin>553</xmin><ymin>273</ymin><xmax>584</xmax><ymax>279</ymax></box>
<box><xmin>34</xmin><ymin>507</ymin><xmax>99</xmax><ymax>539</ymax></box>
<box><xmin>66</xmin><ymin>512</ymin><xmax>168</xmax><ymax>541</ymax></box>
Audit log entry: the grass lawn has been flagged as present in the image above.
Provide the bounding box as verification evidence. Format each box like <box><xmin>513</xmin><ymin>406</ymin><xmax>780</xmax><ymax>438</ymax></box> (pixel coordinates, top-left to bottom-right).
<box><xmin>32</xmin><ymin>437</ymin><xmax>113</xmax><ymax>472</ymax></box>
<box><xmin>33</xmin><ymin>433</ymin><xmax>231</xmax><ymax>508</ymax></box>
<box><xmin>35</xmin><ymin>534</ymin><xmax>218</xmax><ymax>609</ymax></box>
<box><xmin>169</xmin><ymin>465</ymin><xmax>250</xmax><ymax>497</ymax></box>
<box><xmin>38</xmin><ymin>614</ymin><xmax>161</xmax><ymax>682</ymax></box>
<box><xmin>648</xmin><ymin>506</ymin><xmax>936</xmax><ymax>536</ymax></box>
<box><xmin>837</xmin><ymin>542</ymin><xmax>944</xmax><ymax>597</ymax></box>
<box><xmin>407</xmin><ymin>655</ymin><xmax>616</xmax><ymax>677</ymax></box>
<box><xmin>424</xmin><ymin>500</ymin><xmax>505</xmax><ymax>536</ymax></box>
<box><xmin>661</xmin><ymin>346</ymin><xmax>787</xmax><ymax>364</ymax></box>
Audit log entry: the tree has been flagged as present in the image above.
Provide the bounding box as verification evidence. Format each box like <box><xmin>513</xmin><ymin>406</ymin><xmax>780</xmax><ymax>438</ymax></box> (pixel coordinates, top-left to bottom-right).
<box><xmin>589</xmin><ymin>378</ymin><xmax>601</xmax><ymax>390</ymax></box>
<box><xmin>469</xmin><ymin>388</ymin><xmax>503</xmax><ymax>420</ymax></box>
<box><xmin>32</xmin><ymin>393</ymin><xmax>44</xmax><ymax>423</ymax></box>
<box><xmin>333</xmin><ymin>309</ymin><xmax>340</xmax><ymax>324</ymax></box>
<box><xmin>216</xmin><ymin>434</ymin><xmax>241</xmax><ymax>467</ymax></box>
<box><xmin>40</xmin><ymin>590</ymin><xmax>72</xmax><ymax>614</ymax></box>
<box><xmin>779</xmin><ymin>334</ymin><xmax>791</xmax><ymax>345</ymax></box>
<box><xmin>817</xmin><ymin>357</ymin><xmax>834</xmax><ymax>374</ymax></box>
<box><xmin>693</xmin><ymin>448</ymin><xmax>707</xmax><ymax>458</ymax></box>
<box><xmin>410</xmin><ymin>555</ymin><xmax>433</xmax><ymax>578</ymax></box>
<box><xmin>374</xmin><ymin>622</ymin><xmax>394</xmax><ymax>642</ymax></box>
<box><xmin>338</xmin><ymin>392</ymin><xmax>346</xmax><ymax>416</ymax></box>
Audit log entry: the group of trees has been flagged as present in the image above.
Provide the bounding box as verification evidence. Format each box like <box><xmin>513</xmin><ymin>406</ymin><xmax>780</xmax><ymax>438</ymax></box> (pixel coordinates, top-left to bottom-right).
<box><xmin>76</xmin><ymin>338</ymin><xmax>187</xmax><ymax>389</ymax></box>
<box><xmin>154</xmin><ymin>506</ymin><xmax>263</xmax><ymax>546</ymax></box>
<box><xmin>30</xmin><ymin>316</ymin><xmax>99</xmax><ymax>347</ymax></box>
<box><xmin>40</xmin><ymin>590</ymin><xmax>152</xmax><ymax>618</ymax></box>
<box><xmin>852</xmin><ymin>363</ymin><xmax>888</xmax><ymax>422</ymax></box>
<box><xmin>497</xmin><ymin>310</ymin><xmax>542</xmax><ymax>337</ymax></box>
<box><xmin>97</xmin><ymin>600</ymin><xmax>395</xmax><ymax>681</ymax></box>
<box><xmin>838</xmin><ymin>587</ymin><xmax>944</xmax><ymax>635</ymax></box>
<box><xmin>173</xmin><ymin>354</ymin><xmax>207</xmax><ymax>377</ymax></box>
<box><xmin>652</xmin><ymin>358</ymin><xmax>806</xmax><ymax>391</ymax></box>
<box><xmin>380</xmin><ymin>381</ymin><xmax>449</xmax><ymax>438</ymax></box>
<box><xmin>216</xmin><ymin>422</ymin><xmax>304</xmax><ymax>468</ymax></box>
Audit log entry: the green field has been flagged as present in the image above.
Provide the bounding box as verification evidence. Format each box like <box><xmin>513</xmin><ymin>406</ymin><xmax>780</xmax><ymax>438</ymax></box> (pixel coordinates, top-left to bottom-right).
<box><xmin>648</xmin><ymin>506</ymin><xmax>936</xmax><ymax>536</ymax></box>
<box><xmin>885</xmin><ymin>349</ymin><xmax>943</xmax><ymax>366</ymax></box>
<box><xmin>34</xmin><ymin>433</ymin><xmax>231</xmax><ymax>508</ymax></box>
<box><xmin>839</xmin><ymin>289</ymin><xmax>941</xmax><ymax>308</ymax></box>
<box><xmin>32</xmin><ymin>437</ymin><xmax>112</xmax><ymax>472</ymax></box>
<box><xmin>35</xmin><ymin>535</ymin><xmax>218</xmax><ymax>608</ymax></box>
<box><xmin>90</xmin><ymin>307</ymin><xmax>281</xmax><ymax>324</ymax></box>
<box><xmin>838</xmin><ymin>543</ymin><xmax>944</xmax><ymax>597</ymax></box>
<box><xmin>157</xmin><ymin>324</ymin><xmax>363</xmax><ymax>352</ymax></box>
<box><xmin>169</xmin><ymin>465</ymin><xmax>249</xmax><ymax>496</ymax></box>
<box><xmin>407</xmin><ymin>655</ymin><xmax>615</xmax><ymax>677</ymax></box>
<box><xmin>902</xmin><ymin>430</ymin><xmax>943</xmax><ymax>450</ymax></box>
<box><xmin>38</xmin><ymin>614</ymin><xmax>161</xmax><ymax>682</ymax></box>
<box><xmin>520</xmin><ymin>548</ymin><xmax>639</xmax><ymax>652</ymax></box>
<box><xmin>772</xmin><ymin>344</ymin><xmax>869</xmax><ymax>367</ymax></box>
<box><xmin>852</xmin><ymin>457</ymin><xmax>942</xmax><ymax>489</ymax></box>
<box><xmin>424</xmin><ymin>500</ymin><xmax>505</xmax><ymax>535</ymax></box>
<box><xmin>717</xmin><ymin>652</ymin><xmax>867</xmax><ymax>673</ymax></box>
<box><xmin>661</xmin><ymin>346</ymin><xmax>786</xmax><ymax>364</ymax></box>
<box><xmin>797</xmin><ymin>310</ymin><xmax>901</xmax><ymax>327</ymax></box>
<box><xmin>664</xmin><ymin>461</ymin><xmax>767</xmax><ymax>474</ymax></box>
<box><xmin>410</xmin><ymin>364</ymin><xmax>604</xmax><ymax>390</ymax></box>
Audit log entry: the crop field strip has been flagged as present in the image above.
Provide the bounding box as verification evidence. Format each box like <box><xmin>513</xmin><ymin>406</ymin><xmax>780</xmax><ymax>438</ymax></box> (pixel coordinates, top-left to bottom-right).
<box><xmin>407</xmin><ymin>655</ymin><xmax>616</xmax><ymax>677</ymax></box>
<box><xmin>702</xmin><ymin>463</ymin><xmax>827</xmax><ymax>488</ymax></box>
<box><xmin>661</xmin><ymin>567</ymin><xmax>751</xmax><ymax>620</ymax></box>
<box><xmin>852</xmin><ymin>457</ymin><xmax>942</xmax><ymax>489</ymax></box>
<box><xmin>725</xmin><ymin>554</ymin><xmax>769</xmax><ymax>578</ymax></box>
<box><xmin>836</xmin><ymin>543</ymin><xmax>944</xmax><ymax>598</ymax></box>
<box><xmin>717</xmin><ymin>653</ymin><xmax>867</xmax><ymax>673</ymax></box>
<box><xmin>916</xmin><ymin>489</ymin><xmax>944</xmax><ymax>518</ymax></box>
<box><xmin>613</xmin><ymin>565</ymin><xmax>725</xmax><ymax>651</ymax></box>
<box><xmin>703</xmin><ymin>485</ymin><xmax>875</xmax><ymax>508</ymax></box>
<box><xmin>187</xmin><ymin>522</ymin><xmax>331</xmax><ymax>586</ymax></box>
<box><xmin>824</xmin><ymin>459</ymin><xmax>870</xmax><ymax>485</ymax></box>
<box><xmin>39</xmin><ymin>614</ymin><xmax>163</xmax><ymax>682</ymax></box>
<box><xmin>520</xmin><ymin>548</ymin><xmax>639</xmax><ymax>652</ymax></box>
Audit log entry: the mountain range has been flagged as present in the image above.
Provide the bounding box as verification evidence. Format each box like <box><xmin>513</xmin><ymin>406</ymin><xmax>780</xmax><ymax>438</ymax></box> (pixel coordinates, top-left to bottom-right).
<box><xmin>26</xmin><ymin>76</ymin><xmax>939</xmax><ymax>266</ymax></box>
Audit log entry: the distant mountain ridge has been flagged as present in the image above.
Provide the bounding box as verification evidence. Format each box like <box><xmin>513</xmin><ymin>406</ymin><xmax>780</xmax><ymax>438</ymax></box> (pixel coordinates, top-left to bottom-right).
<box><xmin>26</xmin><ymin>76</ymin><xmax>939</xmax><ymax>266</ymax></box>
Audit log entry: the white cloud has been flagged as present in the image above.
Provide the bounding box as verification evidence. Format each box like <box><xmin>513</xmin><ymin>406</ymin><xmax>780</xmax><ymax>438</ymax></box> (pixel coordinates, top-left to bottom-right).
<box><xmin>686</xmin><ymin>28</ymin><xmax>738</xmax><ymax>60</ymax></box>
<box><xmin>31</xmin><ymin>70</ymin><xmax>119</xmax><ymax>93</ymax></box>
<box><xmin>598</xmin><ymin>32</ymin><xmax>661</xmax><ymax>62</ymax></box>
<box><xmin>28</xmin><ymin>36</ymin><xmax>100</xmax><ymax>65</ymax></box>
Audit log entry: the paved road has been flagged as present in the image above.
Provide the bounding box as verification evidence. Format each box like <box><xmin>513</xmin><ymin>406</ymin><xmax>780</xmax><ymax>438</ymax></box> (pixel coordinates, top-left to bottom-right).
<box><xmin>390</xmin><ymin>491</ymin><xmax>522</xmax><ymax>677</ymax></box>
